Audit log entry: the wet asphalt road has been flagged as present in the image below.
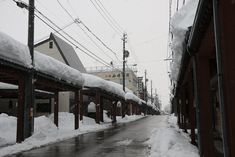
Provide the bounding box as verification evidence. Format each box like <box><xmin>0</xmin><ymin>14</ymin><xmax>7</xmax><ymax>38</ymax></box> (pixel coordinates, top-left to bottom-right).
<box><xmin>13</xmin><ymin>116</ymin><xmax>166</xmax><ymax>157</ymax></box>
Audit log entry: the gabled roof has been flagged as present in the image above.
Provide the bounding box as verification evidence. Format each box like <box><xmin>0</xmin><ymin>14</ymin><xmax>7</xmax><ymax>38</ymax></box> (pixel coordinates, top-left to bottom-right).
<box><xmin>34</xmin><ymin>33</ymin><xmax>86</xmax><ymax>73</ymax></box>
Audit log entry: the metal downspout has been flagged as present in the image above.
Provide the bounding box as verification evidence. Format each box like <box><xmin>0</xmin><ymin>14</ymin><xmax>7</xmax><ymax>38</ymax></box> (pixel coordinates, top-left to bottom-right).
<box><xmin>212</xmin><ymin>0</ymin><xmax>230</xmax><ymax>156</ymax></box>
<box><xmin>192</xmin><ymin>56</ymin><xmax>202</xmax><ymax>156</ymax></box>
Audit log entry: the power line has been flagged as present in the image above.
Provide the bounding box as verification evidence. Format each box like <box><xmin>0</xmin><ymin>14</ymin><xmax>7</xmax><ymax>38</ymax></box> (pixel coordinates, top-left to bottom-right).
<box><xmin>34</xmin><ymin>20</ymin><xmax>75</xmax><ymax>43</ymax></box>
<box><xmin>96</xmin><ymin>0</ymin><xmax>124</xmax><ymax>32</ymax></box>
<box><xmin>12</xmin><ymin>0</ymin><xmax>113</xmax><ymax>68</ymax></box>
<box><xmin>13</xmin><ymin>0</ymin><xmax>124</xmax><ymax>73</ymax></box>
<box><xmin>35</xmin><ymin>14</ymin><xmax>111</xmax><ymax>67</ymax></box>
<box><xmin>89</xmin><ymin>0</ymin><xmax>122</xmax><ymax>36</ymax></box>
<box><xmin>57</xmin><ymin>0</ymin><xmax>117</xmax><ymax>62</ymax></box>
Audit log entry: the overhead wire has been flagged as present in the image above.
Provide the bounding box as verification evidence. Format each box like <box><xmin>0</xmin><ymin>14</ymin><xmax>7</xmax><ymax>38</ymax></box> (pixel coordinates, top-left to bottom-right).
<box><xmin>34</xmin><ymin>20</ymin><xmax>75</xmax><ymax>43</ymax></box>
<box><xmin>57</xmin><ymin>0</ymin><xmax>116</xmax><ymax>62</ymax></box>
<box><xmin>68</xmin><ymin>0</ymin><xmax>122</xmax><ymax>62</ymax></box>
<box><xmin>94</xmin><ymin>0</ymin><xmax>124</xmax><ymax>33</ymax></box>
<box><xmin>89</xmin><ymin>0</ymin><xmax>122</xmax><ymax>37</ymax></box>
<box><xmin>12</xmin><ymin>0</ymin><xmax>124</xmax><ymax>72</ymax></box>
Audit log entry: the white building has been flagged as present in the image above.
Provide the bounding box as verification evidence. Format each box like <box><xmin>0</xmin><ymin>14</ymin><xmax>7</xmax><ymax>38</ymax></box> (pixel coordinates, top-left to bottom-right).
<box><xmin>34</xmin><ymin>33</ymin><xmax>86</xmax><ymax>112</ymax></box>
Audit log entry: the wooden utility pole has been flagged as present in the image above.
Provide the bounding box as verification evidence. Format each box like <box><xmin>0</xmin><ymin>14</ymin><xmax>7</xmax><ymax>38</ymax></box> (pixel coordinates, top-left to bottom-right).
<box><xmin>122</xmin><ymin>33</ymin><xmax>127</xmax><ymax>92</ymax></box>
<box><xmin>151</xmin><ymin>80</ymin><xmax>153</xmax><ymax>103</ymax></box>
<box><xmin>144</xmin><ymin>70</ymin><xmax>148</xmax><ymax>102</ymax></box>
<box><xmin>24</xmin><ymin>0</ymin><xmax>35</xmax><ymax>139</ymax></box>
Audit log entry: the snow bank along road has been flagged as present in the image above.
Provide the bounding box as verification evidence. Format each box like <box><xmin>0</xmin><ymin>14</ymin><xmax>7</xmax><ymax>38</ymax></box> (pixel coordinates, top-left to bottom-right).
<box><xmin>11</xmin><ymin>115</ymin><xmax>199</xmax><ymax>157</ymax></box>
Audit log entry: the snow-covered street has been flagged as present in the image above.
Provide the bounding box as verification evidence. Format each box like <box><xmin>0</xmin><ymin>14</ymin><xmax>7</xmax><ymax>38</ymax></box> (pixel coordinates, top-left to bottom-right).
<box><xmin>0</xmin><ymin>114</ymin><xmax>199</xmax><ymax>157</ymax></box>
<box><xmin>147</xmin><ymin>115</ymin><xmax>199</xmax><ymax>157</ymax></box>
<box><xmin>0</xmin><ymin>112</ymin><xmax>144</xmax><ymax>157</ymax></box>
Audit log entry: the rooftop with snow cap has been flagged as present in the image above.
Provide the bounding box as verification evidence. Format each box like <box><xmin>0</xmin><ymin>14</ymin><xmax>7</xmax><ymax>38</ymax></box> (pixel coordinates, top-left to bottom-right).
<box><xmin>125</xmin><ymin>92</ymin><xmax>142</xmax><ymax>105</ymax></box>
<box><xmin>0</xmin><ymin>31</ymin><xmax>84</xmax><ymax>87</ymax></box>
<box><xmin>170</xmin><ymin>0</ymin><xmax>199</xmax><ymax>82</ymax></box>
<box><xmin>83</xmin><ymin>73</ymin><xmax>125</xmax><ymax>99</ymax></box>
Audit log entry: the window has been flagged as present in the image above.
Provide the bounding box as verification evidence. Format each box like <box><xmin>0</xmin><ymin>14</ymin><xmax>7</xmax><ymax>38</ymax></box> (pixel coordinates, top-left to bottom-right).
<box><xmin>112</xmin><ymin>74</ymin><xmax>116</xmax><ymax>77</ymax></box>
<box><xmin>126</xmin><ymin>73</ymin><xmax>129</xmax><ymax>77</ymax></box>
<box><xmin>49</xmin><ymin>41</ymin><xmax>53</xmax><ymax>49</ymax></box>
<box><xmin>117</xmin><ymin>74</ymin><xmax>120</xmax><ymax>77</ymax></box>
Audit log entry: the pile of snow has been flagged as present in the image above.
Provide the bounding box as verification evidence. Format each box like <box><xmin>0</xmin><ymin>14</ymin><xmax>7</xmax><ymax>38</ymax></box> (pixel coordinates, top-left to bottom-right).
<box><xmin>146</xmin><ymin>115</ymin><xmax>199</xmax><ymax>157</ymax></box>
<box><xmin>0</xmin><ymin>32</ymin><xmax>32</xmax><ymax>68</ymax></box>
<box><xmin>0</xmin><ymin>112</ymin><xmax>144</xmax><ymax>156</ymax></box>
<box><xmin>170</xmin><ymin>0</ymin><xmax>199</xmax><ymax>82</ymax></box>
<box><xmin>88</xmin><ymin>102</ymin><xmax>96</xmax><ymax>112</ymax></box>
<box><xmin>83</xmin><ymin>73</ymin><xmax>125</xmax><ymax>98</ymax></box>
<box><xmin>0</xmin><ymin>114</ymin><xmax>16</xmax><ymax>147</ymax></box>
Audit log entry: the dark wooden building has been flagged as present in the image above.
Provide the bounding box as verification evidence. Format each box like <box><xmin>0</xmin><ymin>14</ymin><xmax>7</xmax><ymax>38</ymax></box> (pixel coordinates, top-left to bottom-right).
<box><xmin>172</xmin><ymin>0</ymin><xmax>235</xmax><ymax>157</ymax></box>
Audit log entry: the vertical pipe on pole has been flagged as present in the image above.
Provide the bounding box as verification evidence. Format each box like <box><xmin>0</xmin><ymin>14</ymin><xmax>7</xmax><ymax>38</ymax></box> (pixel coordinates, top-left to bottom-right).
<box><xmin>213</xmin><ymin>0</ymin><xmax>229</xmax><ymax>155</ymax></box>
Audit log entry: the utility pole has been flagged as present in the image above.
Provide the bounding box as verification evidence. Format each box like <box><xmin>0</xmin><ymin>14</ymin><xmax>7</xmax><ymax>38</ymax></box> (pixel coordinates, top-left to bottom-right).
<box><xmin>151</xmin><ymin>80</ymin><xmax>153</xmax><ymax>103</ymax></box>
<box><xmin>122</xmin><ymin>33</ymin><xmax>127</xmax><ymax>92</ymax></box>
<box><xmin>144</xmin><ymin>70</ymin><xmax>147</xmax><ymax>102</ymax></box>
<box><xmin>25</xmin><ymin>0</ymin><xmax>35</xmax><ymax>138</ymax></box>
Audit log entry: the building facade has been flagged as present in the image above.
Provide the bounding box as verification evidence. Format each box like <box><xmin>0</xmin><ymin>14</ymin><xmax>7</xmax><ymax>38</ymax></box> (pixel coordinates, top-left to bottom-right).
<box><xmin>88</xmin><ymin>66</ymin><xmax>138</xmax><ymax>95</ymax></box>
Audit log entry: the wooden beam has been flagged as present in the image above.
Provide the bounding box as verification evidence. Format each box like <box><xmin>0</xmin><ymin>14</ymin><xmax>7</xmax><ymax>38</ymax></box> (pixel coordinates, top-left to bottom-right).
<box><xmin>95</xmin><ymin>91</ymin><xmax>100</xmax><ymax>124</ymax></box>
<box><xmin>112</xmin><ymin>101</ymin><xmax>117</xmax><ymax>123</ymax></box>
<box><xmin>54</xmin><ymin>92</ymin><xmax>59</xmax><ymax>127</ymax></box>
<box><xmin>100</xmin><ymin>96</ymin><xmax>104</xmax><ymax>122</ymax></box>
<box><xmin>74</xmin><ymin>90</ymin><xmax>79</xmax><ymax>129</ymax></box>
<box><xmin>196</xmin><ymin>55</ymin><xmax>215</xmax><ymax>156</ymax></box>
<box><xmin>79</xmin><ymin>91</ymin><xmax>84</xmax><ymax>121</ymax></box>
<box><xmin>17</xmin><ymin>79</ymin><xmax>25</xmax><ymax>143</ymax></box>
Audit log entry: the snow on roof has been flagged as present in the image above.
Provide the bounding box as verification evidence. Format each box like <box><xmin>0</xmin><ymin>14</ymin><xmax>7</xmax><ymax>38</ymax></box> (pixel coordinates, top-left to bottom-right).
<box><xmin>35</xmin><ymin>51</ymin><xmax>84</xmax><ymax>87</ymax></box>
<box><xmin>83</xmin><ymin>73</ymin><xmax>125</xmax><ymax>98</ymax></box>
<box><xmin>0</xmin><ymin>31</ymin><xmax>84</xmax><ymax>87</ymax></box>
<box><xmin>0</xmin><ymin>32</ymin><xmax>32</xmax><ymax>68</ymax></box>
<box><xmin>125</xmin><ymin>92</ymin><xmax>141</xmax><ymax>105</ymax></box>
<box><xmin>170</xmin><ymin>0</ymin><xmax>199</xmax><ymax>82</ymax></box>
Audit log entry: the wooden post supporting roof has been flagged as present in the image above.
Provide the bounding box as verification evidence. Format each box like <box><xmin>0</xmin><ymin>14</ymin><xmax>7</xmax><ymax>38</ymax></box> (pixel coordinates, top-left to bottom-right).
<box><xmin>112</xmin><ymin>101</ymin><xmax>117</xmax><ymax>123</ymax></box>
<box><xmin>74</xmin><ymin>90</ymin><xmax>79</xmax><ymax>129</ymax></box>
<box><xmin>196</xmin><ymin>55</ymin><xmax>215</xmax><ymax>157</ymax></box>
<box><xmin>79</xmin><ymin>90</ymin><xmax>84</xmax><ymax>121</ymax></box>
<box><xmin>54</xmin><ymin>92</ymin><xmax>59</xmax><ymax>127</ymax></box>
<box><xmin>188</xmin><ymin>68</ymin><xmax>196</xmax><ymax>145</ymax></box>
<box><xmin>95</xmin><ymin>91</ymin><xmax>100</xmax><ymax>124</ymax></box>
<box><xmin>217</xmin><ymin>1</ymin><xmax>235</xmax><ymax>155</ymax></box>
<box><xmin>100</xmin><ymin>96</ymin><xmax>104</xmax><ymax>122</ymax></box>
<box><xmin>17</xmin><ymin>79</ymin><xmax>25</xmax><ymax>143</ymax></box>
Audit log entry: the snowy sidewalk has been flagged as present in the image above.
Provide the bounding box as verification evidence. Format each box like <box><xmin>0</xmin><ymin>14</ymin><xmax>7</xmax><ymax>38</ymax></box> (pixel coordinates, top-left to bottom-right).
<box><xmin>146</xmin><ymin>115</ymin><xmax>199</xmax><ymax>157</ymax></box>
<box><xmin>0</xmin><ymin>112</ymin><xmax>144</xmax><ymax>157</ymax></box>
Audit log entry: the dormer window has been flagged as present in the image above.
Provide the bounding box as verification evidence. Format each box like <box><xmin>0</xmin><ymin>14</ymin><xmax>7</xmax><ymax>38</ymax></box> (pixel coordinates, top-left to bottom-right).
<box><xmin>49</xmin><ymin>41</ymin><xmax>53</xmax><ymax>49</ymax></box>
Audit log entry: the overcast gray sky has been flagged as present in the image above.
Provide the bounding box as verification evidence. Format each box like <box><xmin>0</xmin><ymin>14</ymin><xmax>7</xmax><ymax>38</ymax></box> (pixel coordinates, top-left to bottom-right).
<box><xmin>0</xmin><ymin>0</ymin><xmax>171</xmax><ymax>108</ymax></box>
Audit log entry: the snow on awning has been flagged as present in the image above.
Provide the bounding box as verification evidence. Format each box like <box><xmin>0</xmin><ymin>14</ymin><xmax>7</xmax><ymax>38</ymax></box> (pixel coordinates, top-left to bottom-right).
<box><xmin>0</xmin><ymin>31</ymin><xmax>84</xmax><ymax>87</ymax></box>
<box><xmin>35</xmin><ymin>51</ymin><xmax>84</xmax><ymax>87</ymax></box>
<box><xmin>0</xmin><ymin>32</ymin><xmax>32</xmax><ymax>68</ymax></box>
<box><xmin>125</xmin><ymin>92</ymin><xmax>141</xmax><ymax>105</ymax></box>
<box><xmin>170</xmin><ymin>0</ymin><xmax>199</xmax><ymax>82</ymax></box>
<box><xmin>83</xmin><ymin>73</ymin><xmax>125</xmax><ymax>98</ymax></box>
